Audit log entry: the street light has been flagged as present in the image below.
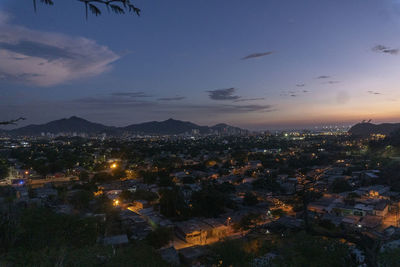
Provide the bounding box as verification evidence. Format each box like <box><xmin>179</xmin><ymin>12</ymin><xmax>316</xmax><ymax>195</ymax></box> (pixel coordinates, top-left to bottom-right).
<box><xmin>110</xmin><ymin>163</ymin><xmax>117</xmax><ymax>169</ymax></box>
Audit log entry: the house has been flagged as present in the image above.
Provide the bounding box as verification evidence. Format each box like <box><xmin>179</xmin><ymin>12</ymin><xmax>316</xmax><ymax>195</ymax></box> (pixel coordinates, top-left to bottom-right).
<box><xmin>35</xmin><ymin>187</ymin><xmax>57</xmax><ymax>199</ymax></box>
<box><xmin>175</xmin><ymin>220</ymin><xmax>212</xmax><ymax>245</ymax></box>
<box><xmin>247</xmin><ymin>160</ymin><xmax>262</xmax><ymax>170</ymax></box>
<box><xmin>102</xmin><ymin>234</ymin><xmax>129</xmax><ymax>246</ymax></box>
<box><xmin>175</xmin><ymin>218</ymin><xmax>232</xmax><ymax>246</ymax></box>
<box><xmin>373</xmin><ymin>200</ymin><xmax>389</xmax><ymax>217</ymax></box>
<box><xmin>158</xmin><ymin>247</ymin><xmax>180</xmax><ymax>266</ymax></box>
<box><xmin>360</xmin><ymin>215</ymin><xmax>382</xmax><ymax>229</ymax></box>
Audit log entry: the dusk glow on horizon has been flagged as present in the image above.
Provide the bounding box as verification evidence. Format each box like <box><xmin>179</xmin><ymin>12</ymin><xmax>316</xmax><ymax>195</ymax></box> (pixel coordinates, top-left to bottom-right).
<box><xmin>1</xmin><ymin>0</ymin><xmax>400</xmax><ymax>130</ymax></box>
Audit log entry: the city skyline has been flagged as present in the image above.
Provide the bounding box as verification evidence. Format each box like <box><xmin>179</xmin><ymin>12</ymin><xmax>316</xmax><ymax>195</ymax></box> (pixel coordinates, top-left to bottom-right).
<box><xmin>1</xmin><ymin>0</ymin><xmax>400</xmax><ymax>130</ymax></box>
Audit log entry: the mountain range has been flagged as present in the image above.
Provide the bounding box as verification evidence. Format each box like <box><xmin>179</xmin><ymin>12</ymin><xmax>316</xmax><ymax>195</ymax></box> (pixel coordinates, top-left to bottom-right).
<box><xmin>348</xmin><ymin>122</ymin><xmax>400</xmax><ymax>137</ymax></box>
<box><xmin>0</xmin><ymin>116</ymin><xmax>247</xmax><ymax>136</ymax></box>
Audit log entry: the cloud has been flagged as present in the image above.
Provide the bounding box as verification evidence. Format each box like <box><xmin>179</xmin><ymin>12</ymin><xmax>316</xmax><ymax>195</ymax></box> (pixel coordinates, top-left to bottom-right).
<box><xmin>280</xmin><ymin>89</ymin><xmax>310</xmax><ymax>97</ymax></box>
<box><xmin>324</xmin><ymin>81</ymin><xmax>340</xmax><ymax>84</ymax></box>
<box><xmin>372</xmin><ymin>45</ymin><xmax>399</xmax><ymax>55</ymax></box>
<box><xmin>0</xmin><ymin>12</ymin><xmax>119</xmax><ymax>86</ymax></box>
<box><xmin>316</xmin><ymin>75</ymin><xmax>330</xmax><ymax>79</ymax></box>
<box><xmin>222</xmin><ymin>104</ymin><xmax>273</xmax><ymax>112</ymax></box>
<box><xmin>296</xmin><ymin>84</ymin><xmax>305</xmax><ymax>87</ymax></box>
<box><xmin>110</xmin><ymin>92</ymin><xmax>152</xmax><ymax>98</ymax></box>
<box><xmin>241</xmin><ymin>51</ymin><xmax>274</xmax><ymax>60</ymax></box>
<box><xmin>169</xmin><ymin>104</ymin><xmax>275</xmax><ymax>114</ymax></box>
<box><xmin>157</xmin><ymin>96</ymin><xmax>186</xmax><ymax>101</ymax></box>
<box><xmin>233</xmin><ymin>97</ymin><xmax>265</xmax><ymax>102</ymax></box>
<box><xmin>71</xmin><ymin>94</ymin><xmax>273</xmax><ymax>114</ymax></box>
<box><xmin>367</xmin><ymin>90</ymin><xmax>382</xmax><ymax>95</ymax></box>
<box><xmin>207</xmin><ymin>88</ymin><xmax>241</xmax><ymax>101</ymax></box>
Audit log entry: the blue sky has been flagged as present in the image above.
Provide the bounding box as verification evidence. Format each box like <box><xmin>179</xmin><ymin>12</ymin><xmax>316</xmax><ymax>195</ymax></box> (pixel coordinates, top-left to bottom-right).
<box><xmin>1</xmin><ymin>0</ymin><xmax>400</xmax><ymax>130</ymax></box>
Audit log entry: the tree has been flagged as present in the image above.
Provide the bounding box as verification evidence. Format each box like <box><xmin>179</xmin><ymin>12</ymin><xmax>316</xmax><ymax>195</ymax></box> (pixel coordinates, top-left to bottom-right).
<box><xmin>159</xmin><ymin>188</ymin><xmax>188</xmax><ymax>218</ymax></box>
<box><xmin>69</xmin><ymin>190</ymin><xmax>94</xmax><ymax>211</ymax></box>
<box><xmin>145</xmin><ymin>227</ymin><xmax>173</xmax><ymax>249</ymax></box>
<box><xmin>0</xmin><ymin>160</ymin><xmax>9</xmax><ymax>180</ymax></box>
<box><xmin>191</xmin><ymin>185</ymin><xmax>228</xmax><ymax>218</ymax></box>
<box><xmin>243</xmin><ymin>192</ymin><xmax>258</xmax><ymax>206</ymax></box>
<box><xmin>331</xmin><ymin>178</ymin><xmax>352</xmax><ymax>193</ymax></box>
<box><xmin>273</xmin><ymin>232</ymin><xmax>357</xmax><ymax>267</ymax></box>
<box><xmin>33</xmin><ymin>0</ymin><xmax>141</xmax><ymax>20</ymax></box>
<box><xmin>378</xmin><ymin>248</ymin><xmax>400</xmax><ymax>267</ymax></box>
<box><xmin>79</xmin><ymin>170</ymin><xmax>89</xmax><ymax>182</ymax></box>
<box><xmin>0</xmin><ymin>117</ymin><xmax>25</xmax><ymax>125</ymax></box>
<box><xmin>233</xmin><ymin>213</ymin><xmax>263</xmax><ymax>231</ymax></box>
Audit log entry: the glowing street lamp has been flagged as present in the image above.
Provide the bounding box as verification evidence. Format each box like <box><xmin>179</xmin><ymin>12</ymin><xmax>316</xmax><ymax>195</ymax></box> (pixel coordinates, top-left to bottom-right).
<box><xmin>110</xmin><ymin>163</ymin><xmax>117</xmax><ymax>169</ymax></box>
<box><xmin>113</xmin><ymin>199</ymin><xmax>120</xmax><ymax>207</ymax></box>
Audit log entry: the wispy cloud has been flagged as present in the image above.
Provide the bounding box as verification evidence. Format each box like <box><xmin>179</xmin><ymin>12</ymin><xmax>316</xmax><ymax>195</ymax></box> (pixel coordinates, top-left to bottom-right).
<box><xmin>372</xmin><ymin>45</ymin><xmax>399</xmax><ymax>55</ymax></box>
<box><xmin>241</xmin><ymin>51</ymin><xmax>274</xmax><ymax>60</ymax></box>
<box><xmin>0</xmin><ymin>12</ymin><xmax>119</xmax><ymax>86</ymax></box>
<box><xmin>207</xmin><ymin>88</ymin><xmax>241</xmax><ymax>101</ymax></box>
<box><xmin>157</xmin><ymin>96</ymin><xmax>186</xmax><ymax>101</ymax></box>
<box><xmin>110</xmin><ymin>92</ymin><xmax>152</xmax><ymax>98</ymax></box>
<box><xmin>233</xmin><ymin>97</ymin><xmax>265</xmax><ymax>103</ymax></box>
<box><xmin>316</xmin><ymin>75</ymin><xmax>330</xmax><ymax>79</ymax></box>
<box><xmin>367</xmin><ymin>90</ymin><xmax>382</xmax><ymax>95</ymax></box>
<box><xmin>280</xmin><ymin>89</ymin><xmax>310</xmax><ymax>98</ymax></box>
<box><xmin>296</xmin><ymin>84</ymin><xmax>306</xmax><ymax>87</ymax></box>
<box><xmin>324</xmin><ymin>81</ymin><xmax>340</xmax><ymax>84</ymax></box>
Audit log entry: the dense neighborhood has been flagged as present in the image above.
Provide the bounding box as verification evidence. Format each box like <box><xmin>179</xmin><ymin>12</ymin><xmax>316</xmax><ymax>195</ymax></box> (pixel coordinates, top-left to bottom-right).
<box><xmin>1</xmin><ymin>119</ymin><xmax>400</xmax><ymax>266</ymax></box>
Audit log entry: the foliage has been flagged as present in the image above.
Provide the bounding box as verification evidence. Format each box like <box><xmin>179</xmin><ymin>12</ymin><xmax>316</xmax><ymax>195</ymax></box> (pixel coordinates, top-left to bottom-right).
<box><xmin>233</xmin><ymin>213</ymin><xmax>263</xmax><ymax>231</ymax></box>
<box><xmin>2</xmin><ymin>243</ymin><xmax>168</xmax><ymax>267</ymax></box>
<box><xmin>270</xmin><ymin>208</ymin><xmax>286</xmax><ymax>218</ymax></box>
<box><xmin>141</xmin><ymin>170</ymin><xmax>158</xmax><ymax>184</ymax></box>
<box><xmin>0</xmin><ymin>206</ymin><xmax>100</xmax><ymax>256</ymax></box>
<box><xmin>69</xmin><ymin>189</ymin><xmax>94</xmax><ymax>210</ymax></box>
<box><xmin>33</xmin><ymin>0</ymin><xmax>141</xmax><ymax>19</ymax></box>
<box><xmin>159</xmin><ymin>188</ymin><xmax>189</xmax><ymax>218</ymax></box>
<box><xmin>92</xmin><ymin>172</ymin><xmax>115</xmax><ymax>183</ymax></box>
<box><xmin>132</xmin><ymin>189</ymin><xmax>158</xmax><ymax>202</ymax></box>
<box><xmin>0</xmin><ymin>117</ymin><xmax>25</xmax><ymax>125</ymax></box>
<box><xmin>79</xmin><ymin>170</ymin><xmax>90</xmax><ymax>181</ymax></box>
<box><xmin>252</xmin><ymin>176</ymin><xmax>281</xmax><ymax>192</ymax></box>
<box><xmin>0</xmin><ymin>159</ymin><xmax>9</xmax><ymax>180</ymax></box>
<box><xmin>145</xmin><ymin>227</ymin><xmax>173</xmax><ymax>249</ymax></box>
<box><xmin>381</xmin><ymin>161</ymin><xmax>400</xmax><ymax>192</ymax></box>
<box><xmin>243</xmin><ymin>192</ymin><xmax>259</xmax><ymax>206</ymax></box>
<box><xmin>191</xmin><ymin>184</ymin><xmax>229</xmax><ymax>218</ymax></box>
<box><xmin>273</xmin><ymin>232</ymin><xmax>357</xmax><ymax>267</ymax></box>
<box><xmin>208</xmin><ymin>238</ymin><xmax>271</xmax><ymax>267</ymax></box>
<box><xmin>331</xmin><ymin>178</ymin><xmax>353</xmax><ymax>193</ymax></box>
<box><xmin>378</xmin><ymin>248</ymin><xmax>400</xmax><ymax>267</ymax></box>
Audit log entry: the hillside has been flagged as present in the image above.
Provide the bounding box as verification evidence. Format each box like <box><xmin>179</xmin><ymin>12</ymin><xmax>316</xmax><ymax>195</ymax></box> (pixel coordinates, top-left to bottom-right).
<box><xmin>1</xmin><ymin>117</ymin><xmax>247</xmax><ymax>137</ymax></box>
<box><xmin>348</xmin><ymin>122</ymin><xmax>400</xmax><ymax>137</ymax></box>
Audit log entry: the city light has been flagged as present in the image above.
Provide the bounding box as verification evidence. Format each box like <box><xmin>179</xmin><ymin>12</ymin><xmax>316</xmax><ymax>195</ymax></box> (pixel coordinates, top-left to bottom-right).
<box><xmin>110</xmin><ymin>163</ymin><xmax>117</xmax><ymax>169</ymax></box>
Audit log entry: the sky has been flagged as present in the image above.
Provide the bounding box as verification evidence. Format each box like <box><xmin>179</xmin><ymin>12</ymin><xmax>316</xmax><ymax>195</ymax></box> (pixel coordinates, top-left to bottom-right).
<box><xmin>1</xmin><ymin>0</ymin><xmax>400</xmax><ymax>130</ymax></box>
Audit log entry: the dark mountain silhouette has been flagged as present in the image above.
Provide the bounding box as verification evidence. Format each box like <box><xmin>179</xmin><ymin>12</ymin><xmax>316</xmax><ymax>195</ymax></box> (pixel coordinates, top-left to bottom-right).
<box><xmin>1</xmin><ymin>116</ymin><xmax>247</xmax><ymax>136</ymax></box>
<box><xmin>8</xmin><ymin>116</ymin><xmax>115</xmax><ymax>136</ymax></box>
<box><xmin>348</xmin><ymin>122</ymin><xmax>400</xmax><ymax>137</ymax></box>
<box><xmin>123</xmin><ymin>118</ymin><xmax>210</xmax><ymax>135</ymax></box>
<box><xmin>210</xmin><ymin>123</ymin><xmax>244</xmax><ymax>134</ymax></box>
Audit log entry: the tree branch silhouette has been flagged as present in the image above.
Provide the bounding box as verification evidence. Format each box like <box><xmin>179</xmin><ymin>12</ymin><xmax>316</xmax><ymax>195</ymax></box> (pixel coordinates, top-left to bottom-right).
<box><xmin>0</xmin><ymin>117</ymin><xmax>26</xmax><ymax>125</ymax></box>
<box><xmin>33</xmin><ymin>0</ymin><xmax>141</xmax><ymax>19</ymax></box>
